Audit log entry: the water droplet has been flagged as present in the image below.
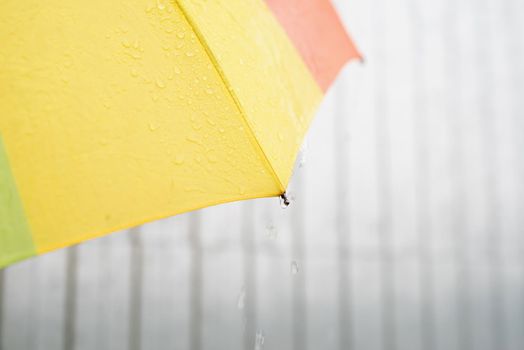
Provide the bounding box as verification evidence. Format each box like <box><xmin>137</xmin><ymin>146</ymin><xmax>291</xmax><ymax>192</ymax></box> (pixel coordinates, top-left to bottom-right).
<box><xmin>174</xmin><ymin>66</ymin><xmax>181</xmax><ymax>74</ymax></box>
<box><xmin>280</xmin><ymin>193</ymin><xmax>291</xmax><ymax>209</ymax></box>
<box><xmin>290</xmin><ymin>261</ymin><xmax>299</xmax><ymax>275</ymax></box>
<box><xmin>130</xmin><ymin>68</ymin><xmax>139</xmax><ymax>77</ymax></box>
<box><xmin>156</xmin><ymin>78</ymin><xmax>166</xmax><ymax>89</ymax></box>
<box><xmin>186</xmin><ymin>136</ymin><xmax>202</xmax><ymax>145</ymax></box>
<box><xmin>206</xmin><ymin>87</ymin><xmax>214</xmax><ymax>95</ymax></box>
<box><xmin>255</xmin><ymin>331</ymin><xmax>265</xmax><ymax>350</ymax></box>
<box><xmin>162</xmin><ymin>26</ymin><xmax>173</xmax><ymax>33</ymax></box>
<box><xmin>265</xmin><ymin>224</ymin><xmax>277</xmax><ymax>239</ymax></box>
<box><xmin>122</xmin><ymin>39</ymin><xmax>131</xmax><ymax>48</ymax></box>
<box><xmin>237</xmin><ymin>286</ymin><xmax>246</xmax><ymax>309</ymax></box>
<box><xmin>149</xmin><ymin>122</ymin><xmax>159</xmax><ymax>131</ymax></box>
<box><xmin>186</xmin><ymin>51</ymin><xmax>195</xmax><ymax>57</ymax></box>
<box><xmin>174</xmin><ymin>154</ymin><xmax>185</xmax><ymax>165</ymax></box>
<box><xmin>206</xmin><ymin>152</ymin><xmax>217</xmax><ymax>163</ymax></box>
<box><xmin>191</xmin><ymin>122</ymin><xmax>202</xmax><ymax>131</ymax></box>
<box><xmin>278</xmin><ymin>132</ymin><xmax>284</xmax><ymax>142</ymax></box>
<box><xmin>157</xmin><ymin>0</ymin><xmax>166</xmax><ymax>10</ymax></box>
<box><xmin>126</xmin><ymin>51</ymin><xmax>142</xmax><ymax>59</ymax></box>
<box><xmin>177</xmin><ymin>32</ymin><xmax>185</xmax><ymax>39</ymax></box>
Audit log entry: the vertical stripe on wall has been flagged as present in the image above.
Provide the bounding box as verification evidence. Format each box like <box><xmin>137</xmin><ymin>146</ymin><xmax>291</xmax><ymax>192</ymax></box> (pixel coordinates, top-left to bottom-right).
<box><xmin>291</xmin><ymin>174</ymin><xmax>307</xmax><ymax>350</ymax></box>
<box><xmin>409</xmin><ymin>1</ymin><xmax>436</xmax><ymax>349</ymax></box>
<box><xmin>444</xmin><ymin>0</ymin><xmax>472</xmax><ymax>348</ymax></box>
<box><xmin>472</xmin><ymin>0</ymin><xmax>507</xmax><ymax>348</ymax></box>
<box><xmin>189</xmin><ymin>213</ymin><xmax>202</xmax><ymax>350</ymax></box>
<box><xmin>242</xmin><ymin>202</ymin><xmax>257</xmax><ymax>350</ymax></box>
<box><xmin>129</xmin><ymin>228</ymin><xmax>144</xmax><ymax>350</ymax></box>
<box><xmin>334</xmin><ymin>78</ymin><xmax>353</xmax><ymax>350</ymax></box>
<box><xmin>0</xmin><ymin>269</ymin><xmax>4</xmax><ymax>350</ymax></box>
<box><xmin>501</xmin><ymin>2</ymin><xmax>524</xmax><ymax>346</ymax></box>
<box><xmin>372</xmin><ymin>0</ymin><xmax>396</xmax><ymax>348</ymax></box>
<box><xmin>63</xmin><ymin>246</ymin><xmax>78</xmax><ymax>350</ymax></box>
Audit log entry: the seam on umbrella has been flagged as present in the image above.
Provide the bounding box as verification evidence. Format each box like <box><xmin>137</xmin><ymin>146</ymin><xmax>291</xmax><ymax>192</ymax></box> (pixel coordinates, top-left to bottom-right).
<box><xmin>174</xmin><ymin>0</ymin><xmax>285</xmax><ymax>193</ymax></box>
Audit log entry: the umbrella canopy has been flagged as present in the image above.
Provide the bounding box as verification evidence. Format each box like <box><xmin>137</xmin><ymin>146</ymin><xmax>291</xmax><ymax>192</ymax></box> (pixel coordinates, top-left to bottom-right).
<box><xmin>0</xmin><ymin>0</ymin><xmax>360</xmax><ymax>268</ymax></box>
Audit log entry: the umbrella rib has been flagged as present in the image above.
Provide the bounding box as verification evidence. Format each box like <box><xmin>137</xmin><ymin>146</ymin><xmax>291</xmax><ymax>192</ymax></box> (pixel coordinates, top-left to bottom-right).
<box><xmin>174</xmin><ymin>1</ymin><xmax>285</xmax><ymax>194</ymax></box>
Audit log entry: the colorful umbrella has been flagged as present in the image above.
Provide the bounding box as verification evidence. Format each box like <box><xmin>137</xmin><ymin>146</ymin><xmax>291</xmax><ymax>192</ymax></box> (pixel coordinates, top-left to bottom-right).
<box><xmin>0</xmin><ymin>0</ymin><xmax>360</xmax><ymax>268</ymax></box>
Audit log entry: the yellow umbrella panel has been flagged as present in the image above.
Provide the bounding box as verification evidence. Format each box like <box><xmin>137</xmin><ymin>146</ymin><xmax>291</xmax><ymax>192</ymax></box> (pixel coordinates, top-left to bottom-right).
<box><xmin>0</xmin><ymin>0</ymin><xmax>360</xmax><ymax>267</ymax></box>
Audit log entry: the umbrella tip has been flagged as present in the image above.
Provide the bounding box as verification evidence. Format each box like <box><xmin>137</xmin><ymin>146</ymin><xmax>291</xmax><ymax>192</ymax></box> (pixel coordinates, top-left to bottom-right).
<box><xmin>280</xmin><ymin>192</ymin><xmax>291</xmax><ymax>209</ymax></box>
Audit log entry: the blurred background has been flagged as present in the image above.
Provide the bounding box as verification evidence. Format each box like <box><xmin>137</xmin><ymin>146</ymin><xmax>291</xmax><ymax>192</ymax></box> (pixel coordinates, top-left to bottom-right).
<box><xmin>1</xmin><ymin>0</ymin><xmax>524</xmax><ymax>349</ymax></box>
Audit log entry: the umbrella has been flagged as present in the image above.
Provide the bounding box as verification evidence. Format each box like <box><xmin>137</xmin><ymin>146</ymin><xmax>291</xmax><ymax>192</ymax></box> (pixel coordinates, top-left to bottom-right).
<box><xmin>0</xmin><ymin>0</ymin><xmax>360</xmax><ymax>268</ymax></box>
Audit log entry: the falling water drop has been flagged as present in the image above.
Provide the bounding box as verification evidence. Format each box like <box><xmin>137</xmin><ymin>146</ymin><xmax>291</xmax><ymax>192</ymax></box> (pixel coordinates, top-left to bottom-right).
<box><xmin>237</xmin><ymin>286</ymin><xmax>246</xmax><ymax>310</ymax></box>
<box><xmin>265</xmin><ymin>224</ymin><xmax>278</xmax><ymax>240</ymax></box>
<box><xmin>290</xmin><ymin>261</ymin><xmax>299</xmax><ymax>275</ymax></box>
<box><xmin>280</xmin><ymin>193</ymin><xmax>291</xmax><ymax>209</ymax></box>
<box><xmin>255</xmin><ymin>331</ymin><xmax>265</xmax><ymax>350</ymax></box>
